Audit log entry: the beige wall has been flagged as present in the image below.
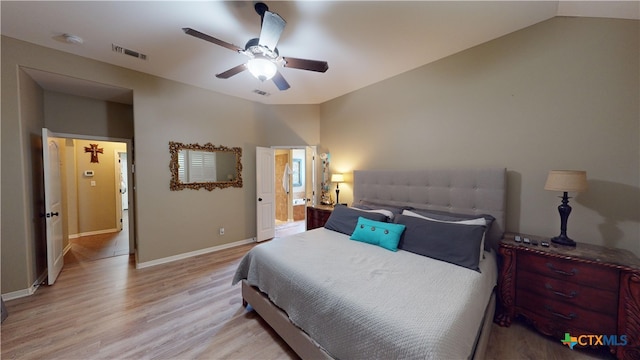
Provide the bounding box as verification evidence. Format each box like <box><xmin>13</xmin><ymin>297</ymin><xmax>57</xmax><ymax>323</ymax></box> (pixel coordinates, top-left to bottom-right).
<box><xmin>1</xmin><ymin>66</ymin><xmax>47</xmax><ymax>292</ymax></box>
<box><xmin>1</xmin><ymin>35</ymin><xmax>320</xmax><ymax>294</ymax></box>
<box><xmin>132</xmin><ymin>83</ymin><xmax>319</xmax><ymax>263</ymax></box>
<box><xmin>44</xmin><ymin>91</ymin><xmax>134</xmax><ymax>139</ymax></box>
<box><xmin>74</xmin><ymin>140</ymin><xmax>126</xmax><ymax>234</ymax></box>
<box><xmin>63</xmin><ymin>139</ymin><xmax>78</xmax><ymax>238</ymax></box>
<box><xmin>320</xmin><ymin>17</ymin><xmax>640</xmax><ymax>255</ymax></box>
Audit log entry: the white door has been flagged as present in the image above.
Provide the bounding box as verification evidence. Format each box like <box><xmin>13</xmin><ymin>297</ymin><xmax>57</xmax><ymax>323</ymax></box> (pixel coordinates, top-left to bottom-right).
<box><xmin>42</xmin><ymin>128</ymin><xmax>64</xmax><ymax>285</ymax></box>
<box><xmin>114</xmin><ymin>151</ymin><xmax>123</xmax><ymax>231</ymax></box>
<box><xmin>256</xmin><ymin>147</ymin><xmax>275</xmax><ymax>241</ymax></box>
<box><xmin>305</xmin><ymin>146</ymin><xmax>316</xmax><ymax>207</ymax></box>
<box><xmin>119</xmin><ymin>152</ymin><xmax>128</xmax><ymax>210</ymax></box>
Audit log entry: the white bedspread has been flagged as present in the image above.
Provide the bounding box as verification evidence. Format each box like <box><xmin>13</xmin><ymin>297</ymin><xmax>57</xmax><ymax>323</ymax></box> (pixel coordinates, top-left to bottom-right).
<box><xmin>233</xmin><ymin>228</ymin><xmax>497</xmax><ymax>360</ymax></box>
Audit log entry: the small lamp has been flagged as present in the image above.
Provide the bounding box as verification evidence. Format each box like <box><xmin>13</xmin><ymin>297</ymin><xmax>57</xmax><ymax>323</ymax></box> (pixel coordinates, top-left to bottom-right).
<box><xmin>331</xmin><ymin>173</ymin><xmax>344</xmax><ymax>205</ymax></box>
<box><xmin>544</xmin><ymin>170</ymin><xmax>588</xmax><ymax>247</ymax></box>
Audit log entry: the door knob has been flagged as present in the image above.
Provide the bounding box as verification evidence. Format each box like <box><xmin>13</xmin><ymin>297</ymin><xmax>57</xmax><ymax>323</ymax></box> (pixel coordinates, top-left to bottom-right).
<box><xmin>258</xmin><ymin>198</ymin><xmax>263</xmax><ymax>201</ymax></box>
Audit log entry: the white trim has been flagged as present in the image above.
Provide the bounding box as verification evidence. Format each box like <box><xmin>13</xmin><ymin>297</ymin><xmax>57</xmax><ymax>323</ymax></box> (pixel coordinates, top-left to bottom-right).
<box><xmin>3</xmin><ymin>271</ymin><xmax>47</xmax><ymax>300</ymax></box>
<box><xmin>63</xmin><ymin>242</ymin><xmax>72</xmax><ymax>255</ymax></box>
<box><xmin>135</xmin><ymin>238</ymin><xmax>256</xmax><ymax>269</ymax></box>
<box><xmin>114</xmin><ymin>149</ymin><xmax>123</xmax><ymax>232</ymax></box>
<box><xmin>41</xmin><ymin>131</ymin><xmax>130</xmax><ymax>143</ymax></box>
<box><xmin>37</xmin><ymin>130</ymin><xmax>136</xmax><ymax>259</ymax></box>
<box><xmin>75</xmin><ymin>228</ymin><xmax>118</xmax><ymax>237</ymax></box>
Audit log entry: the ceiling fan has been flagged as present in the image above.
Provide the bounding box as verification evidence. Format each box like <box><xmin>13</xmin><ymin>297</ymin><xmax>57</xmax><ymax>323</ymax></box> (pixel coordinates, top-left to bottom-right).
<box><xmin>183</xmin><ymin>2</ymin><xmax>329</xmax><ymax>91</ymax></box>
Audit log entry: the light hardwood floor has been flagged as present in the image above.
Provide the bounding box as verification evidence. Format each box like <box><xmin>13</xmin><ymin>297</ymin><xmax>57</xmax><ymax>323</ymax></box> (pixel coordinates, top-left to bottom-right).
<box><xmin>67</xmin><ymin>210</ymin><xmax>130</xmax><ymax>264</ymax></box>
<box><xmin>2</xmin><ymin>242</ymin><xmax>614</xmax><ymax>360</ymax></box>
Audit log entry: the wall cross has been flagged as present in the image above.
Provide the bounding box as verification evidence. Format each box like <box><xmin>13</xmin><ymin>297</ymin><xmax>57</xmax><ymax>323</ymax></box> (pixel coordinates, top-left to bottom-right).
<box><xmin>84</xmin><ymin>144</ymin><xmax>104</xmax><ymax>163</ymax></box>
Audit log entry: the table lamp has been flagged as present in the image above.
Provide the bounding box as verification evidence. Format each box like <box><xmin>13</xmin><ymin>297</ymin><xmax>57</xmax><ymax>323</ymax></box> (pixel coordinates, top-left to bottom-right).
<box><xmin>331</xmin><ymin>173</ymin><xmax>344</xmax><ymax>205</ymax></box>
<box><xmin>544</xmin><ymin>170</ymin><xmax>588</xmax><ymax>246</ymax></box>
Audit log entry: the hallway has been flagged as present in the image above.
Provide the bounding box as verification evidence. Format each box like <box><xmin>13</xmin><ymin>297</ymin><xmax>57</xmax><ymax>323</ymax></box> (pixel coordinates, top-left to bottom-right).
<box><xmin>64</xmin><ymin>211</ymin><xmax>130</xmax><ymax>264</ymax></box>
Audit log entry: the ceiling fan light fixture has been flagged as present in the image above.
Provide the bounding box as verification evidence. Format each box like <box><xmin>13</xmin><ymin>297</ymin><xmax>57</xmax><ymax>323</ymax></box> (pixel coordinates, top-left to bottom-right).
<box><xmin>247</xmin><ymin>57</ymin><xmax>277</xmax><ymax>81</ymax></box>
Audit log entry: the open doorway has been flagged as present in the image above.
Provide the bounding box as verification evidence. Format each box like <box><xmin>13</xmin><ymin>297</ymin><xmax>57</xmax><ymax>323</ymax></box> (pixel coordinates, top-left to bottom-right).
<box><xmin>274</xmin><ymin>146</ymin><xmax>315</xmax><ymax>238</ymax></box>
<box><xmin>60</xmin><ymin>138</ymin><xmax>133</xmax><ymax>264</ymax></box>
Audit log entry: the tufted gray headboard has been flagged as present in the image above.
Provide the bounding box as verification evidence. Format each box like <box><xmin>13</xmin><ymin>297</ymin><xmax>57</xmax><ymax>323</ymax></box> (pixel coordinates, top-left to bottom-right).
<box><xmin>353</xmin><ymin>168</ymin><xmax>506</xmax><ymax>251</ymax></box>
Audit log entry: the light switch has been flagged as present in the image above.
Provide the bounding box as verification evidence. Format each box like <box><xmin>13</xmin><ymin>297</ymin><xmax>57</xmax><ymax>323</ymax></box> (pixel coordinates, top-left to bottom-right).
<box><xmin>91</xmin><ymin>181</ymin><xmax>96</xmax><ymax>187</ymax></box>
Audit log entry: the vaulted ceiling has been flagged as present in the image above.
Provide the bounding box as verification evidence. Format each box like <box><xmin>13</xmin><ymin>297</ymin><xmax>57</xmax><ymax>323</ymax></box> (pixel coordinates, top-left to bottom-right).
<box><xmin>2</xmin><ymin>1</ymin><xmax>638</xmax><ymax>105</ymax></box>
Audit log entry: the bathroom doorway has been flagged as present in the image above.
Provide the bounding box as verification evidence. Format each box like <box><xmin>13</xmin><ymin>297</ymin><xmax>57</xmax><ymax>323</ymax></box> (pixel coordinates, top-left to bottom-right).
<box><xmin>274</xmin><ymin>146</ymin><xmax>315</xmax><ymax>237</ymax></box>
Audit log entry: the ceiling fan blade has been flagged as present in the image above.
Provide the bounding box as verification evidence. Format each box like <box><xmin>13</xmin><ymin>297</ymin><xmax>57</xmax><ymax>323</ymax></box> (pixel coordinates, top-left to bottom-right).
<box><xmin>258</xmin><ymin>11</ymin><xmax>286</xmax><ymax>51</ymax></box>
<box><xmin>183</xmin><ymin>28</ymin><xmax>243</xmax><ymax>53</ymax></box>
<box><xmin>216</xmin><ymin>64</ymin><xmax>247</xmax><ymax>79</ymax></box>
<box><xmin>283</xmin><ymin>57</ymin><xmax>329</xmax><ymax>73</ymax></box>
<box><xmin>272</xmin><ymin>71</ymin><xmax>290</xmax><ymax>91</ymax></box>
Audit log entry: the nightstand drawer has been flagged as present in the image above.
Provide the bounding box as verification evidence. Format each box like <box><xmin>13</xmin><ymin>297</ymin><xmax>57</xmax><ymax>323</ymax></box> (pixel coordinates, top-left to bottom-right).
<box><xmin>496</xmin><ymin>236</ymin><xmax>640</xmax><ymax>359</ymax></box>
<box><xmin>518</xmin><ymin>252</ymin><xmax>619</xmax><ymax>291</ymax></box>
<box><xmin>306</xmin><ymin>206</ymin><xmax>333</xmax><ymax>230</ymax></box>
<box><xmin>517</xmin><ymin>289</ymin><xmax>617</xmax><ymax>335</ymax></box>
<box><xmin>517</xmin><ymin>270</ymin><xmax>618</xmax><ymax>316</ymax></box>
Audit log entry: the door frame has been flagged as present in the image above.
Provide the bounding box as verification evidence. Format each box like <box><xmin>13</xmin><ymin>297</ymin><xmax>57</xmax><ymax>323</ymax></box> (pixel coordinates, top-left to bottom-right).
<box><xmin>118</xmin><ymin>151</ymin><xmax>129</xmax><ymax>211</ymax></box>
<box><xmin>270</xmin><ymin>145</ymin><xmax>317</xmax><ymax>222</ymax></box>
<box><xmin>49</xmin><ymin>132</ymin><xmax>135</xmax><ymax>253</ymax></box>
<box><xmin>114</xmin><ymin>150</ymin><xmax>123</xmax><ymax>232</ymax></box>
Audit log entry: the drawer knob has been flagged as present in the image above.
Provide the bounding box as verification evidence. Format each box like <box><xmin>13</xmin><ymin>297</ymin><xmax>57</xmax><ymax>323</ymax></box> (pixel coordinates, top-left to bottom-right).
<box><xmin>545</xmin><ymin>305</ymin><xmax>577</xmax><ymax>320</ymax></box>
<box><xmin>546</xmin><ymin>262</ymin><xmax>578</xmax><ymax>276</ymax></box>
<box><xmin>544</xmin><ymin>283</ymin><xmax>578</xmax><ymax>299</ymax></box>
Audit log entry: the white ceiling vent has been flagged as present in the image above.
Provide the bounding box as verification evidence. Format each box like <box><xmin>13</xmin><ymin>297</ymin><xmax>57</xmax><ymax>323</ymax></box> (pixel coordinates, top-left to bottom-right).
<box><xmin>112</xmin><ymin>44</ymin><xmax>147</xmax><ymax>60</ymax></box>
<box><xmin>253</xmin><ymin>89</ymin><xmax>270</xmax><ymax>96</ymax></box>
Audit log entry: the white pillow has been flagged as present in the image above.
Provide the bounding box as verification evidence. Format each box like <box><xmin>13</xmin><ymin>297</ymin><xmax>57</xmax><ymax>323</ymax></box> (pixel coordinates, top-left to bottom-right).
<box><xmin>402</xmin><ymin>209</ymin><xmax>487</xmax><ymax>263</ymax></box>
<box><xmin>351</xmin><ymin>207</ymin><xmax>395</xmax><ymax>220</ymax></box>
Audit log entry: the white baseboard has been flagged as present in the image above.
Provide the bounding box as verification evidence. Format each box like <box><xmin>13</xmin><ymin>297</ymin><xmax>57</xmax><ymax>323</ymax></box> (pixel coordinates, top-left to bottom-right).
<box><xmin>2</xmin><ymin>238</ymin><xmax>255</xmax><ymax>299</ymax></box>
<box><xmin>135</xmin><ymin>238</ymin><xmax>256</xmax><ymax>269</ymax></box>
<box><xmin>74</xmin><ymin>228</ymin><xmax>119</xmax><ymax>237</ymax></box>
<box><xmin>2</xmin><ymin>271</ymin><xmax>47</xmax><ymax>301</ymax></box>
<box><xmin>63</xmin><ymin>242</ymin><xmax>72</xmax><ymax>255</ymax></box>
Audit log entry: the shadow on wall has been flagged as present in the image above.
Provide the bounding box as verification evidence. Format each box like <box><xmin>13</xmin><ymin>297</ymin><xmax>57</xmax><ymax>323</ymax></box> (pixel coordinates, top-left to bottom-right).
<box><xmin>575</xmin><ymin>180</ymin><xmax>640</xmax><ymax>249</ymax></box>
<box><xmin>30</xmin><ymin>133</ymin><xmax>47</xmax><ymax>278</ymax></box>
<box><xmin>506</xmin><ymin>171</ymin><xmax>522</xmax><ymax>234</ymax></box>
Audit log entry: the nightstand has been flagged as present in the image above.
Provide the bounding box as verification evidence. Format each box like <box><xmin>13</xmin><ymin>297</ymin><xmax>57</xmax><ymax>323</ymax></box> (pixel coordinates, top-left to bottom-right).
<box><xmin>306</xmin><ymin>205</ymin><xmax>334</xmax><ymax>230</ymax></box>
<box><xmin>495</xmin><ymin>233</ymin><xmax>640</xmax><ymax>359</ymax></box>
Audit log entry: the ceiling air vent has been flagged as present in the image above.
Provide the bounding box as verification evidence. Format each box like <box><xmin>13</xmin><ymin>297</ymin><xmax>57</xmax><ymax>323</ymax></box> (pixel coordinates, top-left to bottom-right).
<box><xmin>253</xmin><ymin>89</ymin><xmax>270</xmax><ymax>96</ymax></box>
<box><xmin>112</xmin><ymin>44</ymin><xmax>147</xmax><ymax>60</ymax></box>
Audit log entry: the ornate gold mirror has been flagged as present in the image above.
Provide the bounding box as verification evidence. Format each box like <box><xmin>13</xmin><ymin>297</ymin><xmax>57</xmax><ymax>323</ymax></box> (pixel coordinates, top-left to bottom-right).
<box><xmin>169</xmin><ymin>141</ymin><xmax>243</xmax><ymax>191</ymax></box>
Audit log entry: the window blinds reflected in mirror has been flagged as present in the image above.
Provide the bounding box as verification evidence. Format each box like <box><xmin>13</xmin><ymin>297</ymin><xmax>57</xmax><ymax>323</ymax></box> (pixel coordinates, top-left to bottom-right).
<box><xmin>178</xmin><ymin>150</ymin><xmax>237</xmax><ymax>183</ymax></box>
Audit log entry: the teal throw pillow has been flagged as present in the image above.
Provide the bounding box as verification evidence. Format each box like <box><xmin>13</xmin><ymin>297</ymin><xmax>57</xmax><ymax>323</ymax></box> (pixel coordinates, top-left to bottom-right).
<box><xmin>350</xmin><ymin>217</ymin><xmax>406</xmax><ymax>251</ymax></box>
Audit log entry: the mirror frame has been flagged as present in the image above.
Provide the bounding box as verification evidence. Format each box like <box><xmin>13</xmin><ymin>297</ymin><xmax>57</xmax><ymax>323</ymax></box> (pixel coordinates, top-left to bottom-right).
<box><xmin>169</xmin><ymin>141</ymin><xmax>243</xmax><ymax>191</ymax></box>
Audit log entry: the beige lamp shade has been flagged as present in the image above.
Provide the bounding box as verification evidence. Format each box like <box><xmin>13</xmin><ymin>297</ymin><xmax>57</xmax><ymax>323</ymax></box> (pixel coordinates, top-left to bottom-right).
<box><xmin>331</xmin><ymin>173</ymin><xmax>345</xmax><ymax>183</ymax></box>
<box><xmin>544</xmin><ymin>170</ymin><xmax>588</xmax><ymax>192</ymax></box>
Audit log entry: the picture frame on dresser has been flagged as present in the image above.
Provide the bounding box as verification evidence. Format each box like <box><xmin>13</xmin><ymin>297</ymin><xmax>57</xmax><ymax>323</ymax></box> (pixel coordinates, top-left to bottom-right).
<box><xmin>495</xmin><ymin>233</ymin><xmax>640</xmax><ymax>360</ymax></box>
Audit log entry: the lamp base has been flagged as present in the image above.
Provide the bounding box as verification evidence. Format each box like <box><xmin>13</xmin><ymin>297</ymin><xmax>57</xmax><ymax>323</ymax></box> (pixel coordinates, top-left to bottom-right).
<box><xmin>550</xmin><ymin>234</ymin><xmax>576</xmax><ymax>247</ymax></box>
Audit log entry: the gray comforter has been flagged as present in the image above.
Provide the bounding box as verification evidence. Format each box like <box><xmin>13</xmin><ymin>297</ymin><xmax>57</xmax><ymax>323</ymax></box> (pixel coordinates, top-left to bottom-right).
<box><xmin>233</xmin><ymin>228</ymin><xmax>497</xmax><ymax>359</ymax></box>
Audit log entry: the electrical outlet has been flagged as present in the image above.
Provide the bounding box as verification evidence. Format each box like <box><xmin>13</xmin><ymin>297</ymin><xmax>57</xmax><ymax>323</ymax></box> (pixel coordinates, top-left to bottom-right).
<box><xmin>219</xmin><ymin>227</ymin><xmax>224</xmax><ymax>236</ymax></box>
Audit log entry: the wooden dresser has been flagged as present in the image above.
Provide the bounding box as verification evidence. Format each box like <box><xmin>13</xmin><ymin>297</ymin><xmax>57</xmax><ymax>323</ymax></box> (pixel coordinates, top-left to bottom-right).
<box><xmin>495</xmin><ymin>233</ymin><xmax>640</xmax><ymax>359</ymax></box>
<box><xmin>306</xmin><ymin>205</ymin><xmax>334</xmax><ymax>230</ymax></box>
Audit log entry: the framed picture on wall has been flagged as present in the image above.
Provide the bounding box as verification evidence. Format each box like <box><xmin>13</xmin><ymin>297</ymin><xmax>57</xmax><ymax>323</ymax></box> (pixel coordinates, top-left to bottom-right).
<box><xmin>292</xmin><ymin>159</ymin><xmax>302</xmax><ymax>187</ymax></box>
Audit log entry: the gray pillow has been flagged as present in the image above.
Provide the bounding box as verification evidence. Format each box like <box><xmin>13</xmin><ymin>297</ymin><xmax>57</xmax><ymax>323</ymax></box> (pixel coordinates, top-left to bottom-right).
<box><xmin>394</xmin><ymin>214</ymin><xmax>485</xmax><ymax>272</ymax></box>
<box><xmin>407</xmin><ymin>208</ymin><xmax>495</xmax><ymax>250</ymax></box>
<box><xmin>324</xmin><ymin>205</ymin><xmax>388</xmax><ymax>236</ymax></box>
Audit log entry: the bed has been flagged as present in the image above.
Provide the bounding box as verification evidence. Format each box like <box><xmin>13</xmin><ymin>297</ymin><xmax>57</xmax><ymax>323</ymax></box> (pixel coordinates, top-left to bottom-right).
<box><xmin>233</xmin><ymin>168</ymin><xmax>506</xmax><ymax>359</ymax></box>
